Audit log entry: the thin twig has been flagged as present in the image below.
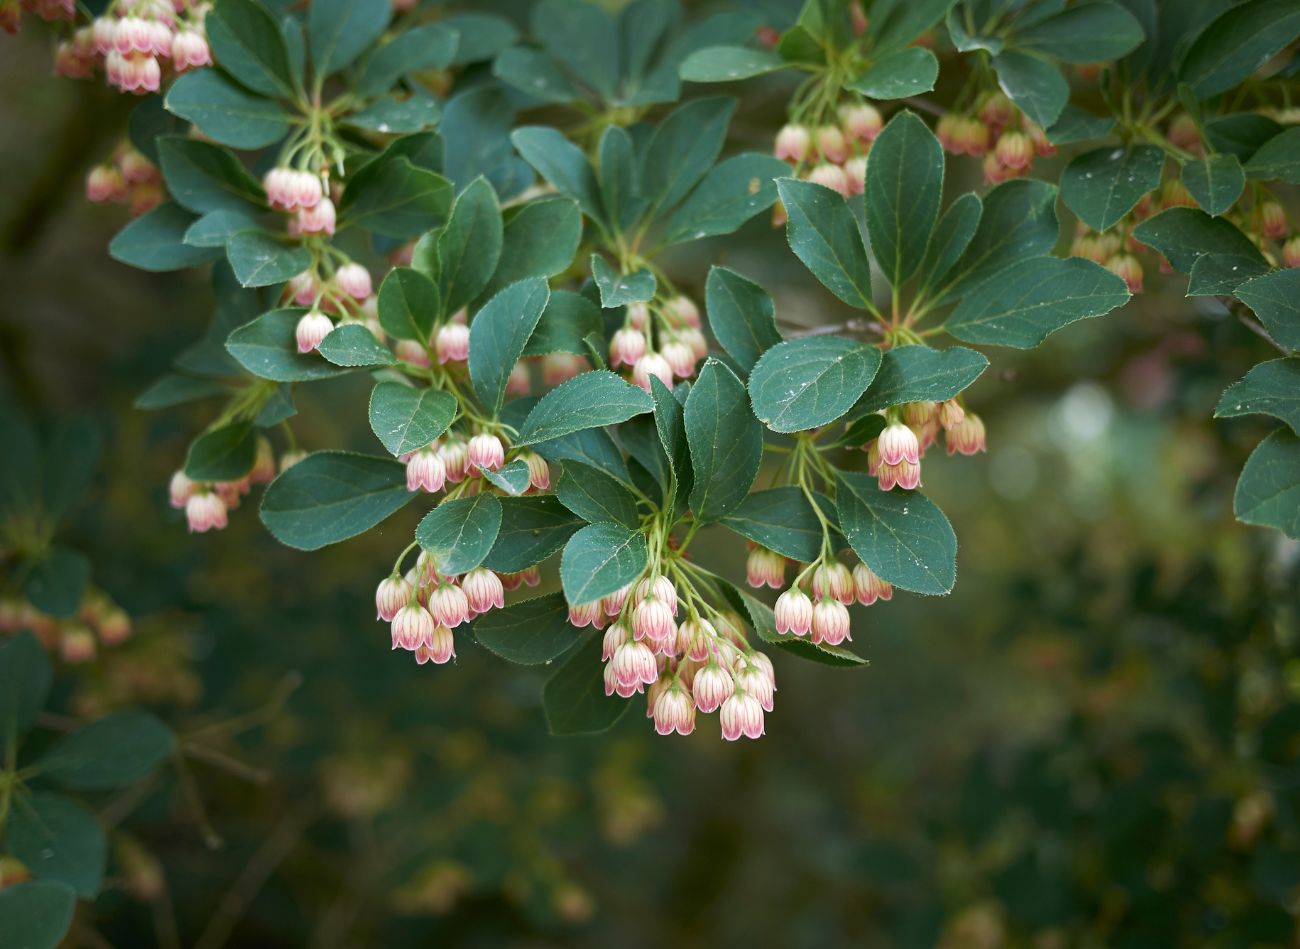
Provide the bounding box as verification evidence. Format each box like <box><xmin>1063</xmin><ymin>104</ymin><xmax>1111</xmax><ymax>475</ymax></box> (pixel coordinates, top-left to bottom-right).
<box><xmin>181</xmin><ymin>742</ymin><xmax>271</xmax><ymax>785</ymax></box>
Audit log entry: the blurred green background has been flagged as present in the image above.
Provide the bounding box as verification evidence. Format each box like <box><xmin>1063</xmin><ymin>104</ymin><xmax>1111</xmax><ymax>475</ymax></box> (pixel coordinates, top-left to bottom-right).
<box><xmin>3</xmin><ymin>18</ymin><xmax>1300</xmax><ymax>949</ymax></box>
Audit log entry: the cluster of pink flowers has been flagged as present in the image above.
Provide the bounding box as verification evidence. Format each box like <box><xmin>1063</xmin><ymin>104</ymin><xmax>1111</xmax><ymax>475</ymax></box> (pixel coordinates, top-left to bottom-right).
<box><xmin>772</xmin><ymin>100</ymin><xmax>883</xmax><ymax>202</ymax></box>
<box><xmin>51</xmin><ymin>0</ymin><xmax>211</xmax><ymax>93</ymax></box>
<box><xmin>610</xmin><ymin>295</ymin><xmax>707</xmax><ymax>392</ymax></box>
<box><xmin>85</xmin><ymin>144</ymin><xmax>163</xmax><ymax>217</ymax></box>
<box><xmin>568</xmin><ymin>574</ymin><xmax>776</xmax><ymax>740</ymax></box>
<box><xmin>289</xmin><ymin>262</ymin><xmax>378</xmax><ymax>353</ymax></box>
<box><xmin>762</xmin><ymin>557</ymin><xmax>891</xmax><ymax>649</ymax></box>
<box><xmin>376</xmin><ymin>559</ymin><xmax>536</xmax><ymax>666</ymax></box>
<box><xmin>862</xmin><ymin>399</ymin><xmax>985</xmax><ymax>493</ymax></box>
<box><xmin>0</xmin><ymin>589</ymin><xmax>132</xmax><ymax>663</ymax></box>
<box><xmin>403</xmin><ymin>432</ymin><xmax>547</xmax><ymax>496</ymax></box>
<box><xmin>169</xmin><ymin>437</ymin><xmax>301</xmax><ymax>534</ymax></box>
<box><xmin>265</xmin><ymin>166</ymin><xmax>339</xmax><ymax>238</ymax></box>
<box><xmin>936</xmin><ymin>91</ymin><xmax>1056</xmax><ymax>186</ymax></box>
<box><xmin>2</xmin><ymin>0</ymin><xmax>73</xmax><ymax>34</ymax></box>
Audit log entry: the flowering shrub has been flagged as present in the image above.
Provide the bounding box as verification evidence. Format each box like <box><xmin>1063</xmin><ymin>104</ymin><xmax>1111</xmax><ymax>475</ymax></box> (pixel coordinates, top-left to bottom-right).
<box><xmin>5</xmin><ymin>1</ymin><xmax>1300</xmax><ymax>746</ymax></box>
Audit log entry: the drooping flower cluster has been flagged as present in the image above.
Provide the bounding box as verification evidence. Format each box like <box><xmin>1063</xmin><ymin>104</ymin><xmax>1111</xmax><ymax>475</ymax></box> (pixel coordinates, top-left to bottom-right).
<box><xmin>85</xmin><ymin>143</ymin><xmax>163</xmax><ymax>217</ymax></box>
<box><xmin>376</xmin><ymin>557</ymin><xmax>535</xmax><ymax>666</ymax></box>
<box><xmin>48</xmin><ymin>0</ymin><xmax>211</xmax><ymax>92</ymax></box>
<box><xmin>169</xmin><ymin>436</ymin><xmax>298</xmax><ymax>535</ymax></box>
<box><xmin>287</xmin><ymin>261</ymin><xmax>379</xmax><ymax>353</ymax></box>
<box><xmin>0</xmin><ymin>588</ymin><xmax>132</xmax><ymax>663</ymax></box>
<box><xmin>936</xmin><ymin>91</ymin><xmax>1056</xmax><ymax>186</ymax></box>
<box><xmin>567</xmin><ymin>574</ymin><xmax>776</xmax><ymax>740</ymax></box>
<box><xmin>760</xmin><ymin>555</ymin><xmax>891</xmax><ymax>649</ymax></box>
<box><xmin>861</xmin><ymin>399</ymin><xmax>985</xmax><ymax>494</ymax></box>
<box><xmin>772</xmin><ymin>98</ymin><xmax>883</xmax><ymax>203</ymax></box>
<box><xmin>610</xmin><ymin>294</ymin><xmax>708</xmax><ymax>392</ymax></box>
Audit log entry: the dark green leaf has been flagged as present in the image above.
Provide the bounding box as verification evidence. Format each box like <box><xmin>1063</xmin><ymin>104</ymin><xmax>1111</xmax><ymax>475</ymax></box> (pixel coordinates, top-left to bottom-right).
<box><xmin>473</xmin><ymin>592</ymin><xmax>579</xmax><ymax>664</ymax></box>
<box><xmin>0</xmin><ymin>881</ymin><xmax>76</xmax><ymax>949</ymax></box>
<box><xmin>524</xmin><ymin>290</ymin><xmax>602</xmax><ymax>356</ymax></box>
<box><xmin>416</xmin><ymin>494</ymin><xmax>503</xmax><ymax>575</ymax></box>
<box><xmin>23</xmin><ymin>548</ymin><xmax>90</xmax><ymax>619</ymax></box>
<box><xmin>443</xmin><ymin>12</ymin><xmax>518</xmax><ymax>65</ymax></box>
<box><xmin>846</xmin><ymin>46</ymin><xmax>939</xmax><ymax>98</ymax></box>
<box><xmin>226</xmin><ymin>310</ymin><xmax>355</xmax><ymax>382</ymax></box>
<box><xmin>1046</xmin><ymin>103</ymin><xmax>1116</xmax><ymax>145</ymax></box>
<box><xmin>1234</xmin><ymin>427</ymin><xmax>1300</xmax><ymax>538</ymax></box>
<box><xmin>775</xmin><ymin>177</ymin><xmax>873</xmax><ymax>309</ymax></box>
<box><xmin>318</xmin><ymin>323</ymin><xmax>396</xmax><ymax>368</ymax></box>
<box><xmin>184</xmin><ymin>421</ymin><xmax>255</xmax><ymax>481</ymax></box>
<box><xmin>870</xmin><ymin>0</ymin><xmax>954</xmax><ymax>53</ymax></box>
<box><xmin>560</xmin><ymin>522</ymin><xmax>648</xmax><ymax>604</ymax></box>
<box><xmin>157</xmin><ymin>137</ymin><xmax>263</xmax><ymax>215</ymax></box>
<box><xmin>660</xmin><ymin>153</ymin><xmax>787</xmax><ymax>245</ymax></box>
<box><xmin>542</xmin><ymin>633</ymin><xmax>631</xmax><ymax>735</ymax></box>
<box><xmin>184</xmin><ymin>207</ymin><xmax>261</xmax><ymax>248</ymax></box>
<box><xmin>865</xmin><ymin>110</ymin><xmax>944</xmax><ymax>287</ymax></box>
<box><xmin>591</xmin><ymin>256</ymin><xmax>656</xmax><ymax>307</ymax></box>
<box><xmin>748</xmin><ymin>336</ymin><xmax>882</xmax><ymax>432</ymax></box>
<box><xmin>722</xmin><ymin>581</ymin><xmax>867</xmax><ymax>667</ymax></box>
<box><xmin>438</xmin><ymin>177</ymin><xmax>503</xmax><ymax>316</ymax></box>
<box><xmin>597</xmin><ymin>125</ymin><xmax>643</xmax><ymax>234</ymax></box>
<box><xmin>1235</xmin><ymin>269</ymin><xmax>1300</xmax><ymax>351</ymax></box>
<box><xmin>639</xmin><ymin>96</ymin><xmax>736</xmax><ymax>217</ymax></box>
<box><xmin>992</xmin><ymin>50</ymin><xmax>1068</xmax><ymax>128</ymax></box>
<box><xmin>1205</xmin><ymin>112</ymin><xmax>1283</xmax><ymax>161</ymax></box>
<box><xmin>206</xmin><ymin>0</ymin><xmax>297</xmax><ymax>98</ymax></box>
<box><xmin>557</xmin><ymin>462</ymin><xmax>641</xmax><ymax>528</ymax></box>
<box><xmin>339</xmin><ymin>156</ymin><xmax>453</xmax><ymax>240</ymax></box>
<box><xmin>309</xmin><ymin>0</ymin><xmax>389</xmax><ymax>79</ymax></box>
<box><xmin>936</xmin><ymin>179</ymin><xmax>1060</xmax><ymax>301</ymax></box>
<box><xmin>1179</xmin><ymin>0</ymin><xmax>1300</xmax><ymax>98</ymax></box>
<box><xmin>515</xmin><ymin>370</ymin><xmax>654</xmax><ymax>446</ymax></box>
<box><xmin>226</xmin><ymin>230</ymin><xmax>311</xmax><ymax>288</ymax></box>
<box><xmin>1186</xmin><ymin>253</ymin><xmax>1270</xmax><ymax>295</ymax></box>
<box><xmin>837</xmin><ymin>472</ymin><xmax>956</xmax><ymax>594</ymax></box>
<box><xmin>109</xmin><ymin>202</ymin><xmax>223</xmax><ymax>272</ymax></box>
<box><xmin>38</xmin><ymin>710</ymin><xmax>175</xmax><ymax>789</ymax></box>
<box><xmin>368</xmin><ymin>383</ymin><xmax>455</xmax><ymax>456</ymax></box>
<box><xmin>165</xmin><ymin>69</ymin><xmax>290</xmax><ymax>149</ymax></box>
<box><xmin>377</xmin><ymin>267</ymin><xmax>439</xmax><ymax>342</ymax></box>
<box><xmin>260</xmin><ymin>451</ymin><xmax>413</xmax><ymax>549</ymax></box>
<box><xmin>721</xmin><ymin>486</ymin><xmax>834</xmax><ymax>562</ymax></box>
<box><xmin>1013</xmin><ymin>1</ymin><xmax>1145</xmax><ymax>63</ymax></box>
<box><xmin>0</xmin><ymin>632</ymin><xmax>52</xmax><ymax>749</ymax></box>
<box><xmin>483</xmin><ymin>197</ymin><xmax>583</xmax><ymax>299</ymax></box>
<box><xmin>680</xmin><ymin>45</ymin><xmax>787</xmax><ymax>81</ymax></box>
<box><xmin>356</xmin><ymin>24</ymin><xmax>458</xmax><ymax>98</ymax></box>
<box><xmin>511</xmin><ymin>126</ymin><xmax>605</xmax><ymax>223</ymax></box>
<box><xmin>686</xmin><ymin>359</ymin><xmax>762</xmax><ymax>521</ymax></box>
<box><xmin>1060</xmin><ymin>144</ymin><xmax>1165</xmax><ymax>232</ymax></box>
<box><xmin>468</xmin><ymin>277</ymin><xmax>550</xmax><ymax>414</ymax></box>
<box><xmin>493</xmin><ymin>46</ymin><xmax>580</xmax><ymax>104</ymax></box>
<box><xmin>857</xmin><ymin>344</ymin><xmax>988</xmax><ymax>412</ymax></box>
<box><xmin>342</xmin><ymin>95</ymin><xmax>439</xmax><ymax>134</ymax></box>
<box><xmin>1182</xmin><ymin>154</ymin><xmax>1245</xmax><ymax>216</ymax></box>
<box><xmin>7</xmin><ymin>793</ymin><xmax>105</xmax><ymax>897</ymax></box>
<box><xmin>945</xmin><ymin>256</ymin><xmax>1131</xmax><ymax>348</ymax></box>
<box><xmin>134</xmin><ymin>374</ymin><xmax>228</xmax><ymax>410</ymax></box>
<box><xmin>917</xmin><ymin>192</ymin><xmax>982</xmax><ymax>294</ymax></box>
<box><xmin>1215</xmin><ymin>358</ymin><xmax>1300</xmax><ymax>432</ymax></box>
<box><xmin>1132</xmin><ymin>207</ymin><xmax>1265</xmax><ymax>272</ymax></box>
<box><xmin>1243</xmin><ymin>127</ymin><xmax>1300</xmax><ymax>183</ymax></box>
<box><xmin>704</xmin><ymin>265</ymin><xmax>781</xmax><ymax>374</ymax></box>
<box><xmin>484</xmin><ymin>496</ymin><xmax>584</xmax><ymax>572</ymax></box>
<box><xmin>534</xmin><ymin>0</ymin><xmax>619</xmax><ymax>98</ymax></box>
<box><xmin>482</xmin><ymin>459</ymin><xmax>533</xmax><ymax>496</ymax></box>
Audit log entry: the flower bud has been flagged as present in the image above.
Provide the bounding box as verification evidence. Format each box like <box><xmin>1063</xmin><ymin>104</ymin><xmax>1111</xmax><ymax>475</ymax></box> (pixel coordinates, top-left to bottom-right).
<box><xmin>279</xmin><ymin>450</ymin><xmax>306</xmax><ymax>472</ymax></box>
<box><xmin>1257</xmin><ymin>201</ymin><xmax>1288</xmax><ymax>241</ymax></box>
<box><xmin>876</xmin><ymin>457</ymin><xmax>921</xmax><ymax>491</ymax></box>
<box><xmin>415</xmin><ymin>624</ymin><xmax>456</xmax><ymax>664</ymax></box>
<box><xmin>959</xmin><ymin>116</ymin><xmax>989</xmax><ymax>156</ymax></box>
<box><xmin>435</xmin><ymin>322</ymin><xmax>470</xmax><ymax>363</ymax></box>
<box><xmin>86</xmin><ymin>165</ymin><xmax>126</xmax><ymax>203</ymax></box>
<box><xmin>542</xmin><ymin>353</ymin><xmax>585</xmax><ymax>385</ymax></box>
<box><xmin>632</xmin><ymin>352</ymin><xmax>674</xmax><ymax>392</ymax></box>
<box><xmin>612</xmin><ymin>639</ymin><xmax>659</xmax><ymax>688</ymax></box>
<box><xmin>719</xmin><ymin>691</ymin><xmax>764</xmax><ymax>740</ymax></box>
<box><xmin>297</xmin><ymin>196</ymin><xmax>336</xmax><ymax>236</ymax></box>
<box><xmin>295</xmin><ymin>310</ymin><xmax>333</xmax><ymax>354</ymax></box>
<box><xmin>168</xmin><ymin>469</ymin><xmax>195</xmax><ymax>509</ymax></box>
<box><xmin>1160</xmin><ymin>178</ymin><xmax>1196</xmax><ymax>210</ymax></box>
<box><xmin>977</xmin><ymin>90</ymin><xmax>1014</xmax><ymax>128</ymax></box>
<box><xmin>811</xmin><ymin>596</ymin><xmax>851</xmax><ymax>646</ymax></box>
<box><xmin>334</xmin><ymin>262</ymin><xmax>372</xmax><ymax>300</ymax></box>
<box><xmin>601</xmin><ymin>582</ymin><xmax>632</xmax><ymax>618</ymax></box>
<box><xmin>667</xmin><ymin>295</ymin><xmax>701</xmax><ymax>328</ymax></box>
<box><xmin>774</xmin><ymin>587</ymin><xmax>813</xmax><ymax>636</ymax></box>
<box><xmin>287</xmin><ymin>272</ymin><xmax>317</xmax><ymax>307</ymax></box>
<box><xmin>814</xmin><ymin>125</ymin><xmax>849</xmax><ymax>163</ymax></box>
<box><xmin>506</xmin><ymin>362</ymin><xmax>530</xmax><ymax>395</ymax></box>
<box><xmin>812</xmin><ymin>561</ymin><xmax>854</xmax><ymax>605</ymax></box>
<box><xmin>692</xmin><ymin>660</ymin><xmax>734</xmax><ymax>713</ymax></box>
<box><xmin>461</xmin><ymin>567</ymin><xmax>504</xmax><ymax>614</ymax></box>
<box><xmin>878</xmin><ymin>422</ymin><xmax>920</xmax><ymax>466</ymax></box>
<box><xmin>97</xmin><ymin>607</ymin><xmax>132</xmax><ymax>646</ymax></box>
<box><xmin>604</xmin><ymin>659</ymin><xmax>642</xmax><ymax>698</ymax></box>
<box><xmin>185</xmin><ymin>491</ymin><xmax>227</xmax><ymax>533</ymax></box>
<box><xmin>852</xmin><ymin>562</ymin><xmax>893</xmax><ymax>606</ymax></box>
<box><xmin>467</xmin><ymin>433</ymin><xmax>505</xmax><ymax>472</ymax></box>
<box><xmin>428</xmin><ymin>582</ymin><xmax>470</xmax><ymax>628</ymax></box>
<box><xmin>936</xmin><ymin>113</ymin><xmax>960</xmax><ymax>153</ymax></box>
<box><xmin>633</xmin><ymin>595</ymin><xmax>676</xmax><ymax>646</ymax></box>
<box><xmin>61</xmin><ymin>626</ymin><xmax>97</xmax><ymax>663</ymax></box>
<box><xmin>376</xmin><ymin>575</ymin><xmax>412</xmax><ymax>621</ymax></box>
<box><xmin>736</xmin><ymin>661</ymin><xmax>774</xmax><ymax>712</ymax></box>
<box><xmin>569</xmin><ymin>600</ymin><xmax>603</xmax><ymax>628</ymax></box>
<box><xmin>774</xmin><ymin>123</ymin><xmax>811</xmax><ymax>163</ymax></box>
<box><xmin>171</xmin><ymin>28</ymin><xmax>210</xmax><ymax>69</ymax></box>
<box><xmin>681</xmin><ymin>327</ymin><xmax>709</xmax><ymax>359</ymax></box>
<box><xmin>807</xmin><ymin>162</ymin><xmax>850</xmax><ymax>197</ymax></box>
<box><xmin>945</xmin><ymin>413</ymin><xmax>987</xmax><ymax>456</ymax></box>
<box><xmin>391</xmin><ymin>604</ymin><xmax>433</xmax><ymax>651</ymax></box>
<box><xmin>438</xmin><ymin>438</ymin><xmax>469</xmax><ymax>483</ymax></box>
<box><xmin>745</xmin><ymin>546</ymin><xmax>786</xmax><ymax>589</ymax></box>
<box><xmin>995</xmin><ymin>130</ymin><xmax>1033</xmax><ymax>171</ymax></box>
<box><xmin>601</xmin><ymin>621</ymin><xmax>630</xmax><ymax>660</ymax></box>
<box><xmin>660</xmin><ymin>340</ymin><xmax>696</xmax><ymax>378</ymax></box>
<box><xmin>1284</xmin><ymin>236</ymin><xmax>1300</xmax><ymax>269</ymax></box>
<box><xmin>652</xmin><ymin>682</ymin><xmax>696</xmax><ymax>736</ymax></box>
<box><xmin>609</xmin><ymin>327</ymin><xmax>646</xmax><ymax>368</ymax></box>
<box><xmin>1168</xmin><ymin>114</ymin><xmax>1201</xmax><ymax>153</ymax></box>
<box><xmin>844</xmin><ymin>155</ymin><xmax>867</xmax><ymax>195</ymax></box>
<box><xmin>522</xmin><ymin>451</ymin><xmax>550</xmax><ymax>491</ymax></box>
<box><xmin>625</xmin><ymin>301</ymin><xmax>649</xmax><ymax>330</ymax></box>
<box><xmin>1106</xmin><ymin>253</ymin><xmax>1144</xmax><ymax>294</ymax></box>
<box><xmin>839</xmin><ymin>102</ymin><xmax>882</xmax><ymax>143</ymax></box>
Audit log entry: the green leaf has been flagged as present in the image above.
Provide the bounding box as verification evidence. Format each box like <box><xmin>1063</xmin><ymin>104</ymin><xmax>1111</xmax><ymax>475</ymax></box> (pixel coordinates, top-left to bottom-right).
<box><xmin>704</xmin><ymin>266</ymin><xmax>781</xmax><ymax>375</ymax></box>
<box><xmin>226</xmin><ymin>310</ymin><xmax>354</xmax><ymax>382</ymax></box>
<box><xmin>468</xmin><ymin>278</ymin><xmax>550</xmax><ymax>415</ymax></box>
<box><xmin>24</xmin><ymin>548</ymin><xmax>90</xmax><ymax>620</ymax></box>
<box><xmin>597</xmin><ymin>125</ymin><xmax>643</xmax><ymax>233</ymax></box>
<box><xmin>1234</xmin><ymin>269</ymin><xmax>1300</xmax><ymax>351</ymax></box>
<box><xmin>721</xmin><ymin>486</ymin><xmax>835</xmax><ymax>563</ymax></box>
<box><xmin>686</xmin><ymin>359</ymin><xmax>763</xmax><ymax>521</ymax></box>
<box><xmin>339</xmin><ymin>156</ymin><xmax>453</xmax><ymax>240</ymax></box>
<box><xmin>473</xmin><ymin>593</ymin><xmax>579</xmax><ymax>664</ymax></box>
<box><xmin>639</xmin><ymin>96</ymin><xmax>737</xmax><ymax>217</ymax></box>
<box><xmin>135</xmin><ymin>374</ymin><xmax>227</xmax><ymax>410</ymax></box>
<box><xmin>1012</xmin><ymin>1</ymin><xmax>1145</xmax><ymax>63</ymax></box>
<box><xmin>0</xmin><ymin>632</ymin><xmax>52</xmax><ymax>749</ymax></box>
<box><xmin>6</xmin><ymin>793</ymin><xmax>105</xmax><ymax>898</ymax></box>
<box><xmin>1243</xmin><ymin>127</ymin><xmax>1300</xmax><ymax>184</ymax></box>
<box><xmin>483</xmin><ymin>197</ymin><xmax>583</xmax><ymax>299</ymax></box>
<box><xmin>356</xmin><ymin>23</ymin><xmax>458</xmax><ymax>98</ymax></box>
<box><xmin>748</xmin><ymin>337</ymin><xmax>882</xmax><ymax>432</ymax></box>
<box><xmin>206</xmin><ymin>0</ymin><xmax>297</xmax><ymax>99</ymax></box>
<box><xmin>679</xmin><ymin>45</ymin><xmax>786</xmax><ymax>81</ymax></box>
<box><xmin>936</xmin><ymin>179</ymin><xmax>1060</xmax><ymax>301</ymax></box>
<box><xmin>157</xmin><ymin>137</ymin><xmax>263</xmax><ymax>215</ymax></box>
<box><xmin>917</xmin><ymin>193</ymin><xmax>983</xmax><ymax>294</ymax></box>
<box><xmin>650</xmin><ymin>377</ymin><xmax>690</xmax><ymax>511</ymax></box>
<box><xmin>510</xmin><ymin>126</ymin><xmax>605</xmax><ymax>223</ymax></box>
<box><xmin>377</xmin><ymin>267</ymin><xmax>439</xmax><ymax>342</ymax></box>
<box><xmin>775</xmin><ymin>177</ymin><xmax>874</xmax><ymax>309</ymax></box>
<box><xmin>482</xmin><ymin>459</ymin><xmax>533</xmax><ymax>496</ymax></box>
<box><xmin>438</xmin><ymin>177</ymin><xmax>503</xmax><ymax>316</ymax></box>
<box><xmin>184</xmin><ymin>421</ymin><xmax>256</xmax><ymax>481</ymax></box>
<box><xmin>992</xmin><ymin>50</ymin><xmax>1068</xmax><ymax>128</ymax></box>
<box><xmin>870</xmin><ymin>0</ymin><xmax>955</xmax><ymax>53</ymax></box>
<box><xmin>416</xmin><ymin>494</ymin><xmax>503</xmax><ymax>576</ymax></box>
<box><xmin>1046</xmin><ymin>103</ymin><xmax>1116</xmax><ymax>145</ymax></box>
<box><xmin>1179</xmin><ymin>0</ymin><xmax>1300</xmax><ymax>98</ymax></box>
<box><xmin>309</xmin><ymin>0</ymin><xmax>389</xmax><ymax>79</ymax></box>
<box><xmin>1060</xmin><ymin>145</ymin><xmax>1165</xmax><ymax>232</ymax></box>
<box><xmin>1234</xmin><ymin>427</ymin><xmax>1300</xmax><ymax>538</ymax></box>
<box><xmin>342</xmin><ymin>95</ymin><xmax>440</xmax><ymax>134</ymax></box>
<box><xmin>1182</xmin><ymin>154</ymin><xmax>1245</xmax><ymax>216</ymax></box>
<box><xmin>484</xmin><ymin>496</ymin><xmax>584</xmax><ymax>572</ymax></box>
<box><xmin>591</xmin><ymin>256</ymin><xmax>656</xmax><ymax>307</ymax></box>
<box><xmin>660</xmin><ymin>152</ymin><xmax>787</xmax><ymax>245</ymax></box>
<box><xmin>493</xmin><ymin>46</ymin><xmax>580</xmax><ymax>104</ymax></box>
<box><xmin>515</xmin><ymin>370</ymin><xmax>654</xmax><ymax>446</ymax></box>
<box><xmin>1132</xmin><ymin>207</ymin><xmax>1265</xmax><ymax>272</ymax></box>
<box><xmin>846</xmin><ymin>46</ymin><xmax>939</xmax><ymax>98</ymax></box>
<box><xmin>722</xmin><ymin>581</ymin><xmax>867</xmax><ymax>667</ymax></box>
<box><xmin>560</xmin><ymin>522</ymin><xmax>648</xmax><ymax>605</ymax></box>
<box><xmin>557</xmin><ymin>462</ymin><xmax>641</xmax><ymax>528</ymax></box>
<box><xmin>184</xmin><ymin>207</ymin><xmax>261</xmax><ymax>248</ymax></box>
<box><xmin>318</xmin><ymin>324</ymin><xmax>396</xmax><ymax>368</ymax></box>
<box><xmin>542</xmin><ymin>632</ymin><xmax>631</xmax><ymax>735</ymax></box>
<box><xmin>865</xmin><ymin>110</ymin><xmax>944</xmax><ymax>287</ymax></box>
<box><xmin>260</xmin><ymin>451</ymin><xmax>414</xmax><ymax>550</ymax></box>
<box><xmin>443</xmin><ymin>12</ymin><xmax>518</xmax><ymax>65</ymax></box>
<box><xmin>368</xmin><ymin>383</ymin><xmax>455</xmax><ymax>456</ymax></box>
<box><xmin>1204</xmin><ymin>113</ymin><xmax>1283</xmax><ymax>161</ymax></box>
<box><xmin>226</xmin><ymin>231</ymin><xmax>311</xmax><ymax>288</ymax></box>
<box><xmin>837</xmin><ymin>472</ymin><xmax>956</xmax><ymax>594</ymax></box>
<box><xmin>857</xmin><ymin>344</ymin><xmax>989</xmax><ymax>412</ymax></box>
<box><xmin>524</xmin><ymin>290</ymin><xmax>603</xmax><ymax>356</ymax></box>
<box><xmin>1216</xmin><ymin>358</ymin><xmax>1300</xmax><ymax>432</ymax></box>
<box><xmin>0</xmin><ymin>882</ymin><xmax>76</xmax><ymax>949</ymax></box>
<box><xmin>109</xmin><ymin>202</ymin><xmax>223</xmax><ymax>272</ymax></box>
<box><xmin>945</xmin><ymin>256</ymin><xmax>1130</xmax><ymax>348</ymax></box>
<box><xmin>165</xmin><ymin>69</ymin><xmax>290</xmax><ymax>149</ymax></box>
<box><xmin>38</xmin><ymin>711</ymin><xmax>175</xmax><ymax>789</ymax></box>
<box><xmin>534</xmin><ymin>0</ymin><xmax>618</xmax><ymax>98</ymax></box>
<box><xmin>1186</xmin><ymin>253</ymin><xmax>1270</xmax><ymax>296</ymax></box>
